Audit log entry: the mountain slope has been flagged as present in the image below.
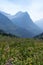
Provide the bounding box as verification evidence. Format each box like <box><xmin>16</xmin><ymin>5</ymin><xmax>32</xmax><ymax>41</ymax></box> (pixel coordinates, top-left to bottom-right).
<box><xmin>11</xmin><ymin>12</ymin><xmax>42</xmax><ymax>36</ymax></box>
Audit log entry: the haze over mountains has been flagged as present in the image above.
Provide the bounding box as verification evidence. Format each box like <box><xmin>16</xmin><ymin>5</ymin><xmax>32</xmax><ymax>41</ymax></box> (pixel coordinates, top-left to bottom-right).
<box><xmin>35</xmin><ymin>19</ymin><xmax>43</xmax><ymax>31</ymax></box>
<box><xmin>0</xmin><ymin>11</ymin><xmax>42</xmax><ymax>38</ymax></box>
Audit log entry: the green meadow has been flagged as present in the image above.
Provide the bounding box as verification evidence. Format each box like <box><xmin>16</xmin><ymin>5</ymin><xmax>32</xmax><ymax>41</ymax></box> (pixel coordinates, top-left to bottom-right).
<box><xmin>0</xmin><ymin>34</ymin><xmax>43</xmax><ymax>65</ymax></box>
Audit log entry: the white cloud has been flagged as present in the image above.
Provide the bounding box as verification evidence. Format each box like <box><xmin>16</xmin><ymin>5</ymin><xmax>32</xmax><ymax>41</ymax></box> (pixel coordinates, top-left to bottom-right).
<box><xmin>0</xmin><ymin>0</ymin><xmax>43</xmax><ymax>21</ymax></box>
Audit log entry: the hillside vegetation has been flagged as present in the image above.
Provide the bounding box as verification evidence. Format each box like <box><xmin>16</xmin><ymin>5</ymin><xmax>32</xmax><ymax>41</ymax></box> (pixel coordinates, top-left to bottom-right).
<box><xmin>0</xmin><ymin>34</ymin><xmax>43</xmax><ymax>65</ymax></box>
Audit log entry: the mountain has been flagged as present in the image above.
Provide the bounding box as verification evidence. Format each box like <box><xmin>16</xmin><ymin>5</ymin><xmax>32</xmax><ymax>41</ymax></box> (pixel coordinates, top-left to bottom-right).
<box><xmin>11</xmin><ymin>12</ymin><xmax>42</xmax><ymax>36</ymax></box>
<box><xmin>34</xmin><ymin>33</ymin><xmax>43</xmax><ymax>39</ymax></box>
<box><xmin>0</xmin><ymin>11</ymin><xmax>42</xmax><ymax>38</ymax></box>
<box><xmin>0</xmin><ymin>12</ymin><xmax>37</xmax><ymax>38</ymax></box>
<box><xmin>35</xmin><ymin>19</ymin><xmax>43</xmax><ymax>31</ymax></box>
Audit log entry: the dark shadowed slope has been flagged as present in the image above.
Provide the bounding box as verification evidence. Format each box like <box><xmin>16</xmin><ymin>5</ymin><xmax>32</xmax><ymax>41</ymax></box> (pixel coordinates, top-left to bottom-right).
<box><xmin>34</xmin><ymin>33</ymin><xmax>43</xmax><ymax>39</ymax></box>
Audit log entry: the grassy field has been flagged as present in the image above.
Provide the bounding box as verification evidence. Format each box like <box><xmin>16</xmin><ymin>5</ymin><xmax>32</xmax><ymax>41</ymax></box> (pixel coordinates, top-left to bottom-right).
<box><xmin>0</xmin><ymin>34</ymin><xmax>43</xmax><ymax>65</ymax></box>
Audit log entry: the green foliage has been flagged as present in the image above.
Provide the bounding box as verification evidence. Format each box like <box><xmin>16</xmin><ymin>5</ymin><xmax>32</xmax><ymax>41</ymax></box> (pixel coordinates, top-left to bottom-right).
<box><xmin>0</xmin><ymin>35</ymin><xmax>43</xmax><ymax>65</ymax></box>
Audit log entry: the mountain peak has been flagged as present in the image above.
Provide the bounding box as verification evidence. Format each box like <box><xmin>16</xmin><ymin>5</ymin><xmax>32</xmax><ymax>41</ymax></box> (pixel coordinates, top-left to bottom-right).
<box><xmin>13</xmin><ymin>11</ymin><xmax>30</xmax><ymax>19</ymax></box>
<box><xmin>23</xmin><ymin>12</ymin><xmax>30</xmax><ymax>17</ymax></box>
<box><xmin>14</xmin><ymin>11</ymin><xmax>23</xmax><ymax>16</ymax></box>
<box><xmin>24</xmin><ymin>12</ymin><xmax>28</xmax><ymax>14</ymax></box>
<box><xmin>15</xmin><ymin>11</ymin><xmax>28</xmax><ymax>15</ymax></box>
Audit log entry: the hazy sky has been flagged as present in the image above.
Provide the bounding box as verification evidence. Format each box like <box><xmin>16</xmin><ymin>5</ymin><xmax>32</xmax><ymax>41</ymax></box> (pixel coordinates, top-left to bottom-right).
<box><xmin>0</xmin><ymin>0</ymin><xmax>43</xmax><ymax>21</ymax></box>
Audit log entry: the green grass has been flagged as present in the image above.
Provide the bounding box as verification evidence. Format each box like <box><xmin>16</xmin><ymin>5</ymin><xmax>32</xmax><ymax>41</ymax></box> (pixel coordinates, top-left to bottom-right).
<box><xmin>0</xmin><ymin>34</ymin><xmax>43</xmax><ymax>65</ymax></box>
